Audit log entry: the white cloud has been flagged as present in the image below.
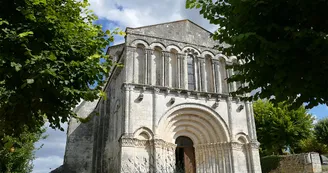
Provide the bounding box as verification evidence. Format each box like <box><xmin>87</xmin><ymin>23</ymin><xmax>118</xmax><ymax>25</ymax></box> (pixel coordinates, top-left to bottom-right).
<box><xmin>33</xmin><ymin>123</ymin><xmax>67</xmax><ymax>173</ymax></box>
<box><xmin>312</xmin><ymin>114</ymin><xmax>318</xmax><ymax>124</ymax></box>
<box><xmin>89</xmin><ymin>0</ymin><xmax>217</xmax><ymax>32</ymax></box>
<box><xmin>33</xmin><ymin>156</ymin><xmax>63</xmax><ymax>173</ymax></box>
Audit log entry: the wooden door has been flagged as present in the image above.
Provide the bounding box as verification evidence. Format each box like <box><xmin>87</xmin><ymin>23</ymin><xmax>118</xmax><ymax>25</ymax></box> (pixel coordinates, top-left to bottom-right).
<box><xmin>175</xmin><ymin>136</ymin><xmax>196</xmax><ymax>173</ymax></box>
<box><xmin>184</xmin><ymin>147</ymin><xmax>196</xmax><ymax>173</ymax></box>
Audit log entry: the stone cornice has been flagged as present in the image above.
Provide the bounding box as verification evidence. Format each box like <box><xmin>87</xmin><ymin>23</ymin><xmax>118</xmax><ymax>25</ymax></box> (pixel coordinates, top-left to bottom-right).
<box><xmin>121</xmin><ymin>83</ymin><xmax>233</xmax><ymax>100</ymax></box>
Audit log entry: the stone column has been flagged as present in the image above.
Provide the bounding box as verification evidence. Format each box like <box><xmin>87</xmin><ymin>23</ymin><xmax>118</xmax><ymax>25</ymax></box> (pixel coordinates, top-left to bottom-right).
<box><xmin>144</xmin><ymin>49</ymin><xmax>148</xmax><ymax>84</ymax></box>
<box><xmin>164</xmin><ymin>52</ymin><xmax>170</xmax><ymax>87</ymax></box>
<box><xmin>227</xmin><ymin>97</ymin><xmax>233</xmax><ymax>140</ymax></box>
<box><xmin>227</xmin><ymin>68</ymin><xmax>237</xmax><ymax>92</ymax></box>
<box><xmin>161</xmin><ymin>52</ymin><xmax>165</xmax><ymax>86</ymax></box>
<box><xmin>177</xmin><ymin>54</ymin><xmax>181</xmax><ymax>88</ymax></box>
<box><xmin>122</xmin><ymin>84</ymin><xmax>133</xmax><ymax>135</ymax></box>
<box><xmin>128</xmin><ymin>85</ymin><xmax>134</xmax><ymax>134</ymax></box>
<box><xmin>194</xmin><ymin>56</ymin><xmax>199</xmax><ymax>91</ymax></box>
<box><xmin>248</xmin><ymin>142</ymin><xmax>262</xmax><ymax>173</ymax></box>
<box><xmin>245</xmin><ymin>101</ymin><xmax>254</xmax><ymax>140</ymax></box>
<box><xmin>212</xmin><ymin>60</ymin><xmax>217</xmax><ymax>93</ymax></box>
<box><xmin>230</xmin><ymin>142</ymin><xmax>244</xmax><ymax>173</ymax></box>
<box><xmin>195</xmin><ymin>145</ymin><xmax>205</xmax><ymax>173</ymax></box>
<box><xmin>146</xmin><ymin>49</ymin><xmax>153</xmax><ymax>85</ymax></box>
<box><xmin>214</xmin><ymin>60</ymin><xmax>222</xmax><ymax>93</ymax></box>
<box><xmin>183</xmin><ymin>54</ymin><xmax>188</xmax><ymax>89</ymax></box>
<box><xmin>199</xmin><ymin>57</ymin><xmax>206</xmax><ymax>92</ymax></box>
<box><xmin>153</xmin><ymin>88</ymin><xmax>160</xmax><ymax>136</ymax></box>
<box><xmin>249</xmin><ymin>103</ymin><xmax>258</xmax><ymax>140</ymax></box>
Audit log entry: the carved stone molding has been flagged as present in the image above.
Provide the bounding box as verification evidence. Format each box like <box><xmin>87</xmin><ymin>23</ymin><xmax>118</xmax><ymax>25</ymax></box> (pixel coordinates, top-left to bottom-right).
<box><xmin>121</xmin><ymin>83</ymin><xmax>135</xmax><ymax>91</ymax></box>
<box><xmin>120</xmin><ymin>137</ymin><xmax>176</xmax><ymax>150</ymax></box>
<box><xmin>231</xmin><ymin>142</ymin><xmax>244</xmax><ymax>151</ymax></box>
<box><xmin>120</xmin><ymin>137</ymin><xmax>150</xmax><ymax>148</ymax></box>
<box><xmin>153</xmin><ymin>139</ymin><xmax>176</xmax><ymax>150</ymax></box>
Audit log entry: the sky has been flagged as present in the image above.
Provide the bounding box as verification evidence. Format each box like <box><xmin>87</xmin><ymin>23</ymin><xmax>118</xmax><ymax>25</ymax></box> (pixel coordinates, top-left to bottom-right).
<box><xmin>32</xmin><ymin>0</ymin><xmax>328</xmax><ymax>172</ymax></box>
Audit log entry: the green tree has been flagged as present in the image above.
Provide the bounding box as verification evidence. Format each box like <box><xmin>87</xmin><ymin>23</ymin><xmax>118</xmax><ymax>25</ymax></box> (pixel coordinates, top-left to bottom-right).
<box><xmin>0</xmin><ymin>0</ymin><xmax>115</xmax><ymax>140</ymax></box>
<box><xmin>0</xmin><ymin>127</ymin><xmax>45</xmax><ymax>173</ymax></box>
<box><xmin>314</xmin><ymin>118</ymin><xmax>328</xmax><ymax>145</ymax></box>
<box><xmin>253</xmin><ymin>100</ymin><xmax>313</xmax><ymax>156</ymax></box>
<box><xmin>186</xmin><ymin>0</ymin><xmax>328</xmax><ymax>109</ymax></box>
<box><xmin>295</xmin><ymin>135</ymin><xmax>328</xmax><ymax>154</ymax></box>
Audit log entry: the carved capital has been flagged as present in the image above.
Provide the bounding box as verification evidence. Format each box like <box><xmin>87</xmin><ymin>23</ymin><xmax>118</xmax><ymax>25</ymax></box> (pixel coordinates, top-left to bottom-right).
<box><xmin>231</xmin><ymin>142</ymin><xmax>244</xmax><ymax>151</ymax></box>
<box><xmin>249</xmin><ymin>141</ymin><xmax>260</xmax><ymax>149</ymax></box>
<box><xmin>121</xmin><ymin>83</ymin><xmax>135</xmax><ymax>91</ymax></box>
<box><xmin>163</xmin><ymin>51</ymin><xmax>171</xmax><ymax>57</ymax></box>
<box><xmin>153</xmin><ymin>87</ymin><xmax>160</xmax><ymax>93</ymax></box>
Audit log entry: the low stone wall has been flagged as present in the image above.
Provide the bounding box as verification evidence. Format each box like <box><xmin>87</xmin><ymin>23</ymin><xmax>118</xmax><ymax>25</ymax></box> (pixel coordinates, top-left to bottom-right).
<box><xmin>269</xmin><ymin>152</ymin><xmax>322</xmax><ymax>173</ymax></box>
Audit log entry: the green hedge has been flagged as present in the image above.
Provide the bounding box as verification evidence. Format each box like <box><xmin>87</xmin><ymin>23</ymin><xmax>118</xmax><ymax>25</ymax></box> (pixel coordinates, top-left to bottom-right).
<box><xmin>261</xmin><ymin>155</ymin><xmax>286</xmax><ymax>173</ymax></box>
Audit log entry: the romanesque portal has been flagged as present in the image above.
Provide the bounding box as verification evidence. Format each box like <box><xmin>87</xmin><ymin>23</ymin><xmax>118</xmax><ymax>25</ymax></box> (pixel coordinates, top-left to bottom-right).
<box><xmin>56</xmin><ymin>20</ymin><xmax>262</xmax><ymax>173</ymax></box>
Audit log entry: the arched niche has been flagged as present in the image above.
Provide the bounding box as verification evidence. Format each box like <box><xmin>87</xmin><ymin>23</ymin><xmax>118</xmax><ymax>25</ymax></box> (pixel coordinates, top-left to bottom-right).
<box><xmin>166</xmin><ymin>44</ymin><xmax>182</xmax><ymax>53</ymax></box>
<box><xmin>236</xmin><ymin>133</ymin><xmax>251</xmax><ymax>173</ymax></box>
<box><xmin>169</xmin><ymin>48</ymin><xmax>179</xmax><ymax>88</ymax></box>
<box><xmin>205</xmin><ymin>54</ymin><xmax>214</xmax><ymax>92</ymax></box>
<box><xmin>152</xmin><ymin>46</ymin><xmax>163</xmax><ymax>86</ymax></box>
<box><xmin>136</xmin><ymin>44</ymin><xmax>146</xmax><ymax>84</ymax></box>
<box><xmin>133</xmin><ymin>127</ymin><xmax>154</xmax><ymax>140</ymax></box>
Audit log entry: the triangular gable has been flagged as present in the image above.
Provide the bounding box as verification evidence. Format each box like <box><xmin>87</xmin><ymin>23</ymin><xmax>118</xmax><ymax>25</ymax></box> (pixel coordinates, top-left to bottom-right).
<box><xmin>126</xmin><ymin>19</ymin><xmax>217</xmax><ymax>48</ymax></box>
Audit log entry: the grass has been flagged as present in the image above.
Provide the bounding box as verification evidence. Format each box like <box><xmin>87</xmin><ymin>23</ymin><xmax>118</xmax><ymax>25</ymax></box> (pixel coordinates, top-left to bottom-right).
<box><xmin>323</xmin><ymin>165</ymin><xmax>328</xmax><ymax>172</ymax></box>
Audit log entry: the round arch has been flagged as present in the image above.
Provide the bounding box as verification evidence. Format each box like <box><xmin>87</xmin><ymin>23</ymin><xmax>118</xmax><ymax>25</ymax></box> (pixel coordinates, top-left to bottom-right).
<box><xmin>235</xmin><ymin>132</ymin><xmax>250</xmax><ymax>144</ymax></box>
<box><xmin>149</xmin><ymin>42</ymin><xmax>166</xmax><ymax>50</ymax></box>
<box><xmin>214</xmin><ymin>54</ymin><xmax>229</xmax><ymax>62</ymax></box>
<box><xmin>133</xmin><ymin>126</ymin><xmax>154</xmax><ymax>140</ymax></box>
<box><xmin>182</xmin><ymin>46</ymin><xmax>201</xmax><ymax>56</ymax></box>
<box><xmin>201</xmin><ymin>50</ymin><xmax>215</xmax><ymax>58</ymax></box>
<box><xmin>166</xmin><ymin>44</ymin><xmax>182</xmax><ymax>53</ymax></box>
<box><xmin>130</xmin><ymin>39</ymin><xmax>150</xmax><ymax>48</ymax></box>
<box><xmin>157</xmin><ymin>103</ymin><xmax>231</xmax><ymax>145</ymax></box>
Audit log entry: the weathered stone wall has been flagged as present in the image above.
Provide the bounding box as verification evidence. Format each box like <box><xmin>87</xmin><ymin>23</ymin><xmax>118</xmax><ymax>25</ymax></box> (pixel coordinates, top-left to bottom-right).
<box><xmin>59</xmin><ymin>100</ymin><xmax>98</xmax><ymax>173</ymax></box>
<box><xmin>269</xmin><ymin>153</ymin><xmax>322</xmax><ymax>173</ymax></box>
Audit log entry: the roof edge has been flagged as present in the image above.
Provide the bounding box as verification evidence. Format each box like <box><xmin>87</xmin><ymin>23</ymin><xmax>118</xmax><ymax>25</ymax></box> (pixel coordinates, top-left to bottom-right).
<box><xmin>126</xmin><ymin>19</ymin><xmax>214</xmax><ymax>34</ymax></box>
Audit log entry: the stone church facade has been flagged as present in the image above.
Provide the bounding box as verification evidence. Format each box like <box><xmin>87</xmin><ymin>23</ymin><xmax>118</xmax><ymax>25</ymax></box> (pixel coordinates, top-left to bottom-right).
<box><xmin>57</xmin><ymin>20</ymin><xmax>262</xmax><ymax>173</ymax></box>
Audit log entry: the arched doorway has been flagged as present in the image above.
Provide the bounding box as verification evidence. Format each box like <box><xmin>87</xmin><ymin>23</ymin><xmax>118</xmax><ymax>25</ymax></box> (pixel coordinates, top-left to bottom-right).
<box><xmin>175</xmin><ymin>136</ymin><xmax>196</xmax><ymax>173</ymax></box>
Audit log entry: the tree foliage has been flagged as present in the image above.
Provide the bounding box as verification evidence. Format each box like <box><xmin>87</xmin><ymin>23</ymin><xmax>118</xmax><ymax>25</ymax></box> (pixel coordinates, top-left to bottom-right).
<box><xmin>186</xmin><ymin>0</ymin><xmax>328</xmax><ymax>109</ymax></box>
<box><xmin>314</xmin><ymin>118</ymin><xmax>328</xmax><ymax>146</ymax></box>
<box><xmin>0</xmin><ymin>0</ymin><xmax>114</xmax><ymax>140</ymax></box>
<box><xmin>295</xmin><ymin>135</ymin><xmax>328</xmax><ymax>154</ymax></box>
<box><xmin>253</xmin><ymin>100</ymin><xmax>313</xmax><ymax>156</ymax></box>
<box><xmin>0</xmin><ymin>127</ymin><xmax>45</xmax><ymax>173</ymax></box>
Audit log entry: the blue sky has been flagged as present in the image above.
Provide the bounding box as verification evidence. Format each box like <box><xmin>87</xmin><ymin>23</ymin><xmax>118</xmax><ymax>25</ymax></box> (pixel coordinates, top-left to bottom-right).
<box><xmin>32</xmin><ymin>1</ymin><xmax>328</xmax><ymax>172</ymax></box>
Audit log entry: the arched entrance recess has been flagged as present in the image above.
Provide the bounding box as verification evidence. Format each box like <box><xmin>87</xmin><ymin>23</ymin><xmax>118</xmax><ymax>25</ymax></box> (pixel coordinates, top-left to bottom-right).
<box><xmin>175</xmin><ymin>136</ymin><xmax>196</xmax><ymax>173</ymax></box>
<box><xmin>157</xmin><ymin>103</ymin><xmax>232</xmax><ymax>173</ymax></box>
